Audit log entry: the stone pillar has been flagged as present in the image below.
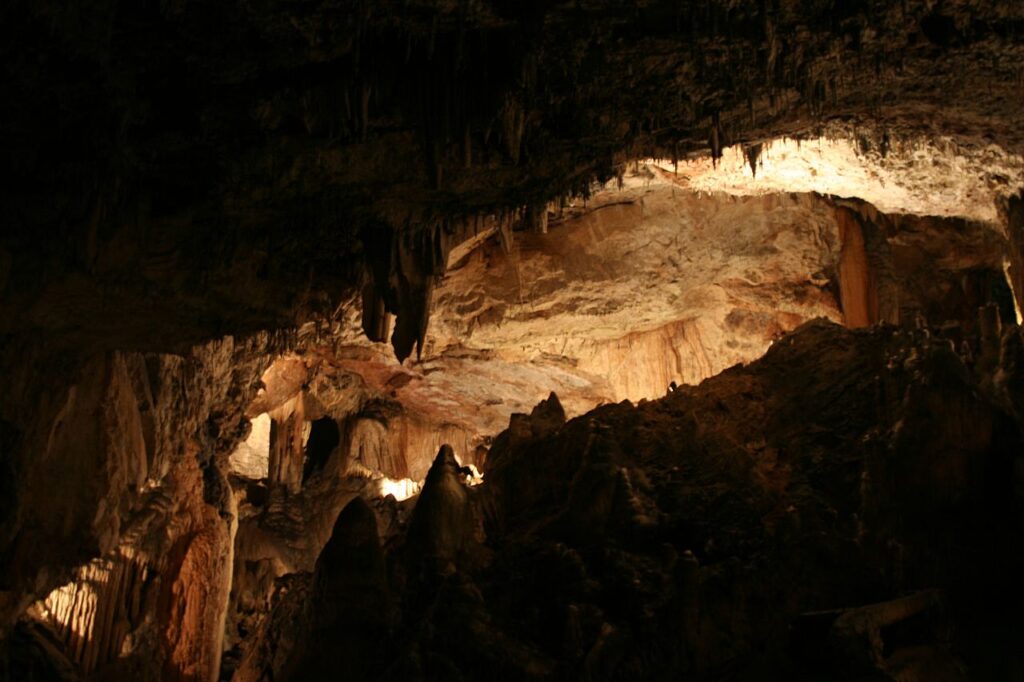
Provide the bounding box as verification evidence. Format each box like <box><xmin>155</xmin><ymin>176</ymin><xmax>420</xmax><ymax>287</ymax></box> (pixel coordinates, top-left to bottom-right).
<box><xmin>836</xmin><ymin>205</ymin><xmax>900</xmax><ymax>328</ymax></box>
<box><xmin>268</xmin><ymin>394</ymin><xmax>305</xmax><ymax>494</ymax></box>
<box><xmin>836</xmin><ymin>207</ymin><xmax>878</xmax><ymax>328</ymax></box>
<box><xmin>1003</xmin><ymin>193</ymin><xmax>1024</xmax><ymax>322</ymax></box>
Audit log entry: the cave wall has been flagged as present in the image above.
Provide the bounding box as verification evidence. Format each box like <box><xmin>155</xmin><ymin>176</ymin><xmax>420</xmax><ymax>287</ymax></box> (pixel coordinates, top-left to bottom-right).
<box><xmin>0</xmin><ymin>332</ymin><xmax>290</xmax><ymax>679</ymax></box>
<box><xmin>2</xmin><ymin>0</ymin><xmax>1024</xmax><ymax>678</ymax></box>
<box><xmin>426</xmin><ymin>187</ymin><xmax>845</xmax><ymax>402</ymax></box>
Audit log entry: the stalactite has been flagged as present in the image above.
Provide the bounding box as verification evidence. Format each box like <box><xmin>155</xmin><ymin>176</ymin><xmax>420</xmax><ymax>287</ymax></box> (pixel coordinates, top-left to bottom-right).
<box><xmin>268</xmin><ymin>394</ymin><xmax>306</xmax><ymax>494</ymax></box>
<box><xmin>527</xmin><ymin>203</ymin><xmax>549</xmax><ymax>234</ymax></box>
<box><xmin>709</xmin><ymin>111</ymin><xmax>723</xmax><ymax>167</ymax></box>
<box><xmin>343</xmin><ymin>87</ymin><xmax>352</xmax><ymax>137</ymax></box>
<box><xmin>745</xmin><ymin>143</ymin><xmax>763</xmax><ymax>178</ymax></box>
<box><xmin>360</xmin><ymin>218</ymin><xmax>458</xmax><ymax>364</ymax></box>
<box><xmin>501</xmin><ymin>95</ymin><xmax>526</xmax><ymax>164</ymax></box>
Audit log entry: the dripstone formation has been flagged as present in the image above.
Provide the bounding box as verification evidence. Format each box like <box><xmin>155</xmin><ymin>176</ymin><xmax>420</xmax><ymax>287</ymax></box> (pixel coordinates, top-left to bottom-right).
<box><xmin>1</xmin><ymin>1</ymin><xmax>1023</xmax><ymax>681</ymax></box>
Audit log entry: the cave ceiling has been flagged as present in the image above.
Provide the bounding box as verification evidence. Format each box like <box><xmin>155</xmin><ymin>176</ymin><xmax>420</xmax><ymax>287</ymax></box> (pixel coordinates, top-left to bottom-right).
<box><xmin>3</xmin><ymin>0</ymin><xmax>1024</xmax><ymax>356</ymax></box>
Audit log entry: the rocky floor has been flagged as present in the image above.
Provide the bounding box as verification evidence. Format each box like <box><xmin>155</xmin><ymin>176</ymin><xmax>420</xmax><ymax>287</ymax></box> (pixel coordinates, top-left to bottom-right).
<box><xmin>231</xmin><ymin>318</ymin><xmax>1024</xmax><ymax>681</ymax></box>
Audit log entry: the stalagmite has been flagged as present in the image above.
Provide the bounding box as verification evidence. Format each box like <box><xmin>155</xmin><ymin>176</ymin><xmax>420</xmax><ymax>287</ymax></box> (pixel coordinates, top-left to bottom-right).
<box><xmin>285</xmin><ymin>498</ymin><xmax>391</xmax><ymax>679</ymax></box>
<box><xmin>405</xmin><ymin>444</ymin><xmax>475</xmax><ymax>566</ymax></box>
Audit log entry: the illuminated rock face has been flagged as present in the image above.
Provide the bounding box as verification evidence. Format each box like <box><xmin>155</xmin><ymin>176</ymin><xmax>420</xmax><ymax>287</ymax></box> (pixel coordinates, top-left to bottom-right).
<box><xmin>227</xmin><ymin>182</ymin><xmax>853</xmax><ymax>495</ymax></box>
<box><xmin>37</xmin><ymin>549</ymin><xmax>150</xmax><ymax>675</ymax></box>
<box><xmin>229</xmin><ymin>414</ymin><xmax>271</xmax><ymax>480</ymax></box>
<box><xmin>325</xmin><ymin>183</ymin><xmax>848</xmax><ymax>434</ymax></box>
<box><xmin>671</xmin><ymin>132</ymin><xmax>1024</xmax><ymax>224</ymax></box>
<box><xmin>427</xmin><ymin>185</ymin><xmax>845</xmax><ymax>403</ymax></box>
<box><xmin>328</xmin><ymin>175</ymin><xmax>1013</xmax><ymax>443</ymax></box>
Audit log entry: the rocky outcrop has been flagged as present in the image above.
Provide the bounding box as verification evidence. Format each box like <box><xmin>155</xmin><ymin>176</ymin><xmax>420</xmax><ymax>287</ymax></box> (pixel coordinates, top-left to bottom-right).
<box><xmin>404</xmin><ymin>445</ymin><xmax>478</xmax><ymax>569</ymax></box>
<box><xmin>235</xmin><ymin>318</ymin><xmax>1024</xmax><ymax>681</ymax></box>
<box><xmin>418</xmin><ymin>321</ymin><xmax>1024</xmax><ymax>678</ymax></box>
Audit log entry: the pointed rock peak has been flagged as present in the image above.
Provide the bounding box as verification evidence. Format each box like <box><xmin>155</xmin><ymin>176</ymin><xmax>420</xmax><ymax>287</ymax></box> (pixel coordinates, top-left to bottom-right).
<box><xmin>532</xmin><ymin>392</ymin><xmax>565</xmax><ymax>418</ymax></box>
<box><xmin>360</xmin><ymin>282</ymin><xmax>389</xmax><ymax>343</ymax></box>
<box><xmin>425</xmin><ymin>443</ymin><xmax>460</xmax><ymax>482</ymax></box>
<box><xmin>406</xmin><ymin>444</ymin><xmax>473</xmax><ymax>564</ymax></box>
<box><xmin>307</xmin><ymin>496</ymin><xmax>390</xmax><ymax>650</ymax></box>
<box><xmin>529</xmin><ymin>392</ymin><xmax>566</xmax><ymax>438</ymax></box>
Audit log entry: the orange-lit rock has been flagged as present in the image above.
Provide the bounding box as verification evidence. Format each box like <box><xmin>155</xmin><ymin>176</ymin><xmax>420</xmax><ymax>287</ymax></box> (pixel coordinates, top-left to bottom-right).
<box><xmin>2</xmin><ymin>333</ymin><xmax>284</xmax><ymax>679</ymax></box>
<box><xmin>836</xmin><ymin>207</ymin><xmax>878</xmax><ymax>328</ymax></box>
<box><xmin>327</xmin><ymin>182</ymin><xmax>848</xmax><ymax>434</ymax></box>
<box><xmin>427</xmin><ymin>185</ymin><xmax>845</xmax><ymax>399</ymax></box>
<box><xmin>293</xmin><ymin>173</ymin><xmax>1015</xmax><ymax>470</ymax></box>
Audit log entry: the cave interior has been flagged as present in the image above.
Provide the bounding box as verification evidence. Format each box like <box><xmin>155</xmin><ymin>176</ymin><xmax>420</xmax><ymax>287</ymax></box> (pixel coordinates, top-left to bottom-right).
<box><xmin>2</xmin><ymin>1</ymin><xmax>1024</xmax><ymax>680</ymax></box>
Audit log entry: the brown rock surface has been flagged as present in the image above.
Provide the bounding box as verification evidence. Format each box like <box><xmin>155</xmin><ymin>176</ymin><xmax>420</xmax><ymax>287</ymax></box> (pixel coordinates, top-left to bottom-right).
<box><xmin>3</xmin><ymin>2</ymin><xmax>1024</xmax><ymax>679</ymax></box>
<box><xmin>234</xmin><ymin>319</ymin><xmax>1024</xmax><ymax>681</ymax></box>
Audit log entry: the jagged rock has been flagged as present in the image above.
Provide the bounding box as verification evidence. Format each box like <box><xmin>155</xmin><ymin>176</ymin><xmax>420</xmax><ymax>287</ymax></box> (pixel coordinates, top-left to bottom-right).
<box><xmin>528</xmin><ymin>392</ymin><xmax>566</xmax><ymax>440</ymax></box>
<box><xmin>449</xmin><ymin>321</ymin><xmax>1023</xmax><ymax>680</ymax></box>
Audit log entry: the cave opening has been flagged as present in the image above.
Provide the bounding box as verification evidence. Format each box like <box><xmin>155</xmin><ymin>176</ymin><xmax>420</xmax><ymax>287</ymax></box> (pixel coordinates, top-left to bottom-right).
<box><xmin>302</xmin><ymin>417</ymin><xmax>340</xmax><ymax>483</ymax></box>
<box><xmin>4</xmin><ymin>3</ymin><xmax>1024</xmax><ymax>681</ymax></box>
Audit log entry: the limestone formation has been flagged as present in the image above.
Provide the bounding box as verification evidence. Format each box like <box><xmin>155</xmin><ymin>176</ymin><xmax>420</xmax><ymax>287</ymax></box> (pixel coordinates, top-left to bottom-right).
<box><xmin>2</xmin><ymin>1</ymin><xmax>1024</xmax><ymax>680</ymax></box>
